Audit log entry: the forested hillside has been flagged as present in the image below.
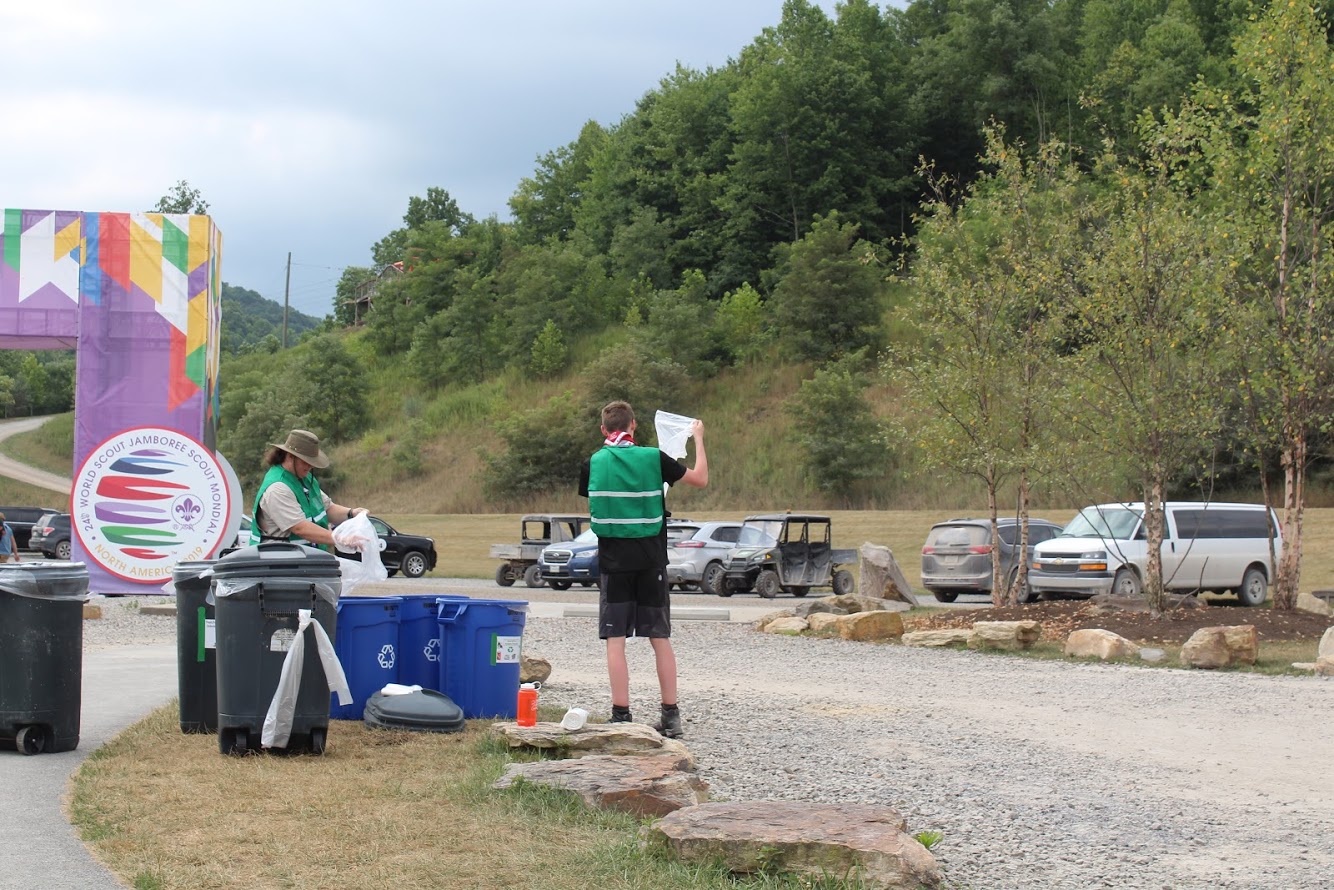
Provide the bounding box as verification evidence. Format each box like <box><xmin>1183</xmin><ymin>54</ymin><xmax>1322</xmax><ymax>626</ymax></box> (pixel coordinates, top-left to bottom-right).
<box><xmin>220</xmin><ymin>283</ymin><xmax>322</xmax><ymax>355</ymax></box>
<box><xmin>215</xmin><ymin>0</ymin><xmax>1334</xmax><ymax>606</ymax></box>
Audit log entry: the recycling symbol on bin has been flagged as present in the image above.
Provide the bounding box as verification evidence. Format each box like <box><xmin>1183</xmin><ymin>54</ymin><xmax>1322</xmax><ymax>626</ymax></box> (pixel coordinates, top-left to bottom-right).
<box><xmin>423</xmin><ymin>638</ymin><xmax>441</xmax><ymax>662</ymax></box>
<box><xmin>378</xmin><ymin>644</ymin><xmax>396</xmax><ymax>669</ymax></box>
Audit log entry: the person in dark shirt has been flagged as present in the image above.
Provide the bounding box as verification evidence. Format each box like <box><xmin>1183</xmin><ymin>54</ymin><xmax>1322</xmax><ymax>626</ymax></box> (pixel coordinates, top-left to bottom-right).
<box><xmin>579</xmin><ymin>400</ymin><xmax>707</xmax><ymax>738</ymax></box>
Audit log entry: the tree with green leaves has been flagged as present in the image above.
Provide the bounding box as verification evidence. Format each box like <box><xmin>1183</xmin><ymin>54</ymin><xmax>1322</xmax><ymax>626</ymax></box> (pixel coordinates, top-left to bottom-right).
<box><xmin>788</xmin><ymin>352</ymin><xmax>892</xmax><ymax>500</ymax></box>
<box><xmin>1161</xmin><ymin>0</ymin><xmax>1334</xmax><ymax>609</ymax></box>
<box><xmin>153</xmin><ymin>180</ymin><xmax>209</xmax><ymax>214</ymax></box>
<box><xmin>529</xmin><ymin>320</ymin><xmax>568</xmax><ymax>379</ymax></box>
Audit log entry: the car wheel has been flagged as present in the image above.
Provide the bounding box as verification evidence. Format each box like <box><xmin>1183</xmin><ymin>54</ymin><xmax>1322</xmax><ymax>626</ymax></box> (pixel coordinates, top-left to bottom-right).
<box><xmin>755</xmin><ymin>569</ymin><xmax>781</xmax><ymax>599</ymax></box>
<box><xmin>522</xmin><ymin>564</ymin><xmax>545</xmax><ymax>588</ymax></box>
<box><xmin>308</xmin><ymin>727</ymin><xmax>328</xmax><ymax>756</ymax></box>
<box><xmin>55</xmin><ymin>540</ymin><xmax>71</xmax><ymax>560</ymax></box>
<box><xmin>700</xmin><ymin>562</ymin><xmax>725</xmax><ymax>596</ymax></box>
<box><xmin>789</xmin><ymin>586</ymin><xmax>810</xmax><ymax>597</ymax></box>
<box><xmin>832</xmin><ymin>569</ymin><xmax>855</xmax><ymax>596</ymax></box>
<box><xmin>401</xmin><ymin>550</ymin><xmax>428</xmax><ymax>579</ymax></box>
<box><xmin>1112</xmin><ymin>568</ymin><xmax>1142</xmax><ymax>598</ymax></box>
<box><xmin>580</xmin><ymin>582</ymin><xmax>595</xmax><ymax>588</ymax></box>
<box><xmin>1011</xmin><ymin>568</ymin><xmax>1036</xmax><ymax>605</ymax></box>
<box><xmin>1236</xmin><ymin>566</ymin><xmax>1268</xmax><ymax>607</ymax></box>
<box><xmin>549</xmin><ymin>579</ymin><xmax>572</xmax><ymax>590</ymax></box>
<box><xmin>495</xmin><ymin>563</ymin><xmax>515</xmax><ymax>587</ymax></box>
<box><xmin>932</xmin><ymin>590</ymin><xmax>959</xmax><ymax>603</ymax></box>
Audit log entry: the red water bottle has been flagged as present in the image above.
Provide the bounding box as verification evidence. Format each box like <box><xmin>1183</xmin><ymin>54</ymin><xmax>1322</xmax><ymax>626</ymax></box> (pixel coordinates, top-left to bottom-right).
<box><xmin>517</xmin><ymin>683</ymin><xmax>539</xmax><ymax>727</ymax></box>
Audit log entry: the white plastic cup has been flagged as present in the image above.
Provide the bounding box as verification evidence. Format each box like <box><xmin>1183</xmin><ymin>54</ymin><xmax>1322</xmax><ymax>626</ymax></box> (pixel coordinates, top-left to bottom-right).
<box><xmin>560</xmin><ymin>707</ymin><xmax>589</xmax><ymax>731</ymax></box>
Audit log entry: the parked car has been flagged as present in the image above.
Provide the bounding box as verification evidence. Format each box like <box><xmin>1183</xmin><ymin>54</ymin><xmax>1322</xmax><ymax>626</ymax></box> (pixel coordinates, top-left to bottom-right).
<box><xmin>492</xmin><ymin>514</ymin><xmax>589</xmax><ymax>588</ymax></box>
<box><xmin>231</xmin><ymin>514</ymin><xmax>252</xmax><ymax>550</ymax></box>
<box><xmin>721</xmin><ymin>513</ymin><xmax>856</xmax><ymax>598</ymax></box>
<box><xmin>334</xmin><ymin>515</ymin><xmax>437</xmax><ymax>579</ymax></box>
<box><xmin>920</xmin><ymin>517</ymin><xmax>1064</xmax><ymax>603</ymax></box>
<box><xmin>538</xmin><ymin>528</ymin><xmax>600</xmax><ymax>590</ymax></box>
<box><xmin>1029</xmin><ymin>502</ymin><xmax>1281</xmax><ymax>605</ymax></box>
<box><xmin>666</xmin><ymin>521</ymin><xmax>746</xmax><ymax>593</ymax></box>
<box><xmin>28</xmin><ymin>512</ymin><xmax>71</xmax><ymax>560</ymax></box>
<box><xmin>0</xmin><ymin>505</ymin><xmax>62</xmax><ymax>551</ymax></box>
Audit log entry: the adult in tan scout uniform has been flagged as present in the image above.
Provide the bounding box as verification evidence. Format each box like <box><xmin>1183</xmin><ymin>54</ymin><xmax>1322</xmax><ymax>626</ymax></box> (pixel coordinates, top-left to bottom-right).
<box><xmin>250</xmin><ymin>429</ymin><xmax>367</xmax><ymax>550</ymax></box>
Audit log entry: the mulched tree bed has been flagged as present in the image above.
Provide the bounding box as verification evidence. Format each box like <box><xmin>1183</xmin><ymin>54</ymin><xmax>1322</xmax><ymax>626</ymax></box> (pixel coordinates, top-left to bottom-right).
<box><xmin>903</xmin><ymin>598</ymin><xmax>1333</xmax><ymax>646</ymax></box>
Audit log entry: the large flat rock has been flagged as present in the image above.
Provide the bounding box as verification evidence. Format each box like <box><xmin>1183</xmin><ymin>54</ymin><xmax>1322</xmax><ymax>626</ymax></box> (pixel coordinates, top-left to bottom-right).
<box><xmin>494</xmin><ymin>754</ymin><xmax>706</xmax><ymax>818</ymax></box>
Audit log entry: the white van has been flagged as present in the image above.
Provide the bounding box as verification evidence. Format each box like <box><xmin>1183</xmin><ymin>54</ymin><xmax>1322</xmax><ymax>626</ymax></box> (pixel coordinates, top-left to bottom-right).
<box><xmin>1028</xmin><ymin>502</ymin><xmax>1281</xmax><ymax>606</ymax></box>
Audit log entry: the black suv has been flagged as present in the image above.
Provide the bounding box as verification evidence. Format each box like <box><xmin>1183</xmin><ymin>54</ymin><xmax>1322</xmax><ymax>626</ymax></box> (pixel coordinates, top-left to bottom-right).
<box><xmin>0</xmin><ymin>505</ymin><xmax>62</xmax><ymax>551</ymax></box>
<box><xmin>920</xmin><ymin>517</ymin><xmax>1063</xmax><ymax>603</ymax></box>
<box><xmin>29</xmin><ymin>512</ymin><xmax>72</xmax><ymax>560</ymax></box>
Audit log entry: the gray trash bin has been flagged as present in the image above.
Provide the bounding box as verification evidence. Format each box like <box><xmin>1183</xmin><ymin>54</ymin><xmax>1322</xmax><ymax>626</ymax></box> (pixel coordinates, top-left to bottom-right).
<box><xmin>0</xmin><ymin>562</ymin><xmax>90</xmax><ymax>755</ymax></box>
<box><xmin>174</xmin><ymin>560</ymin><xmax>218</xmax><ymax>733</ymax></box>
<box><xmin>212</xmin><ymin>543</ymin><xmax>341</xmax><ymax>755</ymax></box>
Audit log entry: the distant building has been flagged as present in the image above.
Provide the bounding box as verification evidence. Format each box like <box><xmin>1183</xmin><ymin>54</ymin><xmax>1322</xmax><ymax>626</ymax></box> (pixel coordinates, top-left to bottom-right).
<box><xmin>348</xmin><ymin>261</ymin><xmax>404</xmax><ymax>324</ymax></box>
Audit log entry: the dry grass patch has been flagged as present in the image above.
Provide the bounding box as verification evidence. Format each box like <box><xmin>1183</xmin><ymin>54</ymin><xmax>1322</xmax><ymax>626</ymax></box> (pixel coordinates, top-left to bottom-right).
<box><xmin>71</xmin><ymin>705</ymin><xmax>863</xmax><ymax>890</ymax></box>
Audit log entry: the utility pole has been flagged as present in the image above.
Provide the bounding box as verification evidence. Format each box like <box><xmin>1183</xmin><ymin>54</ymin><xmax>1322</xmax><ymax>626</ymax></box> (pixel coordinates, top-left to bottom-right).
<box><xmin>282</xmin><ymin>251</ymin><xmax>291</xmax><ymax>349</ymax></box>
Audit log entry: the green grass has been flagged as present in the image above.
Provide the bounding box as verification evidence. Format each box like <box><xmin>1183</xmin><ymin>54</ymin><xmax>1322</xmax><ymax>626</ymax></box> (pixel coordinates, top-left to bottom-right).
<box><xmin>0</xmin><ymin>412</ymin><xmax>74</xmax><ymax>476</ymax></box>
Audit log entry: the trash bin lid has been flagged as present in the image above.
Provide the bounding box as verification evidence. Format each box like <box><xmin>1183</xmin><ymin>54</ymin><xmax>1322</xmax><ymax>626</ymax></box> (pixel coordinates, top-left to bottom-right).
<box><xmin>0</xmin><ymin>561</ymin><xmax>90</xmax><ymax>601</ymax></box>
<box><xmin>171</xmin><ymin>559</ymin><xmax>217</xmax><ymax>582</ymax></box>
<box><xmin>363</xmin><ymin>689</ymin><xmax>465</xmax><ymax>734</ymax></box>
<box><xmin>212</xmin><ymin>541</ymin><xmax>341</xmax><ymax>580</ymax></box>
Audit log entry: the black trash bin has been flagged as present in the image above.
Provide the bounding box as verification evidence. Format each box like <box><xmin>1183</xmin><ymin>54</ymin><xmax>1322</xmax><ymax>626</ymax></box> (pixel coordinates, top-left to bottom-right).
<box><xmin>173</xmin><ymin>560</ymin><xmax>218</xmax><ymax>733</ymax></box>
<box><xmin>0</xmin><ymin>562</ymin><xmax>90</xmax><ymax>755</ymax></box>
<box><xmin>212</xmin><ymin>542</ymin><xmax>341</xmax><ymax>755</ymax></box>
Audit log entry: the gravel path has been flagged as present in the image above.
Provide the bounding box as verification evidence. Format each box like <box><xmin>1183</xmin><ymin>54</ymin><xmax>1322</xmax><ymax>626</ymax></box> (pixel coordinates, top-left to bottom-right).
<box><xmin>85</xmin><ymin>596</ymin><xmax>1334</xmax><ymax>890</ymax></box>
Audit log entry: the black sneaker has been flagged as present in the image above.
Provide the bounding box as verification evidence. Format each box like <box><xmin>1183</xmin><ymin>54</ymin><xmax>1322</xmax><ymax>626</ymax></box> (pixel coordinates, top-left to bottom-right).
<box><xmin>654</xmin><ymin>706</ymin><xmax>683</xmax><ymax>739</ymax></box>
<box><xmin>610</xmin><ymin>706</ymin><xmax>633</xmax><ymax>724</ymax></box>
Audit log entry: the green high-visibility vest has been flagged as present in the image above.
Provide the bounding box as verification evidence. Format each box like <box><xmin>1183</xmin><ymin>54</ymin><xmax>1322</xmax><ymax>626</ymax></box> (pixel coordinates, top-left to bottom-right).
<box><xmin>587</xmin><ymin>446</ymin><xmax>664</xmax><ymax>538</ymax></box>
<box><xmin>249</xmin><ymin>464</ymin><xmax>329</xmax><ymax>549</ymax></box>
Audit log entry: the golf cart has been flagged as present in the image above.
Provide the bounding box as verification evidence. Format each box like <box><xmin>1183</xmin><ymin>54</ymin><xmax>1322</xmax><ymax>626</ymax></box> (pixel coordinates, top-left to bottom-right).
<box><xmin>491</xmin><ymin>514</ymin><xmax>589</xmax><ymax>588</ymax></box>
<box><xmin>721</xmin><ymin>513</ymin><xmax>856</xmax><ymax>598</ymax></box>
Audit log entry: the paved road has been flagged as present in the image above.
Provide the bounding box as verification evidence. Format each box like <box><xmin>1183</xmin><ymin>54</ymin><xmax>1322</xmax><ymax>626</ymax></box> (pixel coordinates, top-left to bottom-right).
<box><xmin>0</xmin><ymin>415</ymin><xmax>72</xmax><ymax>496</ymax></box>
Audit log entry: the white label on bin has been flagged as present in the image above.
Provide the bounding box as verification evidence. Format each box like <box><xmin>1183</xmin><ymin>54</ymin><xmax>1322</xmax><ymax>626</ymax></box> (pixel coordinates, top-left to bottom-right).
<box><xmin>270</xmin><ymin>628</ymin><xmax>296</xmax><ymax>652</ymax></box>
<box><xmin>204</xmin><ymin>618</ymin><xmax>216</xmax><ymax>650</ymax></box>
<box><xmin>493</xmin><ymin>634</ymin><xmax>521</xmax><ymax>665</ymax></box>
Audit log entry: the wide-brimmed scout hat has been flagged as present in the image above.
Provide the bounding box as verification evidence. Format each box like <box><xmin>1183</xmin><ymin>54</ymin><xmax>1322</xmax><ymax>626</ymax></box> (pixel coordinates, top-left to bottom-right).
<box><xmin>271</xmin><ymin>429</ymin><xmax>330</xmax><ymax>469</ymax></box>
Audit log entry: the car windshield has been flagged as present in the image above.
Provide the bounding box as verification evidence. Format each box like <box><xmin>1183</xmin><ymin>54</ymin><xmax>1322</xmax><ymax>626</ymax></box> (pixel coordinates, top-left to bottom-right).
<box><xmin>739</xmin><ymin>521</ymin><xmax>781</xmax><ymax>547</ymax></box>
<box><xmin>1061</xmin><ymin>506</ymin><xmax>1142</xmax><ymax>539</ymax></box>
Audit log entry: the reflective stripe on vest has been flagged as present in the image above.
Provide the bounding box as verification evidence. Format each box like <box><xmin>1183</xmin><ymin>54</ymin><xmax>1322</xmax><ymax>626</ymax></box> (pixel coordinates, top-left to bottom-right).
<box><xmin>587</xmin><ymin>446</ymin><xmax>664</xmax><ymax>538</ymax></box>
<box><xmin>249</xmin><ymin>464</ymin><xmax>330</xmax><ymax>549</ymax></box>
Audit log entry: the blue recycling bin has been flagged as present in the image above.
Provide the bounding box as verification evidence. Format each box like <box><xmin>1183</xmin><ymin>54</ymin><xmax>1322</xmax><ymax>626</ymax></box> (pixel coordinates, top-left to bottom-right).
<box><xmin>436</xmin><ymin>598</ymin><xmax>528</xmax><ymax>719</ymax></box>
<box><xmin>332</xmin><ymin>596</ymin><xmax>402</xmax><ymax>720</ymax></box>
<box><xmin>396</xmin><ymin>594</ymin><xmax>469</xmax><ymax>690</ymax></box>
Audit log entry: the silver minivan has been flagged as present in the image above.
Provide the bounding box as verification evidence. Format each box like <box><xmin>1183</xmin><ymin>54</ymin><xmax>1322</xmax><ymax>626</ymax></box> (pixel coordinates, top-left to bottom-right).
<box><xmin>1029</xmin><ymin>502</ymin><xmax>1282</xmax><ymax>606</ymax></box>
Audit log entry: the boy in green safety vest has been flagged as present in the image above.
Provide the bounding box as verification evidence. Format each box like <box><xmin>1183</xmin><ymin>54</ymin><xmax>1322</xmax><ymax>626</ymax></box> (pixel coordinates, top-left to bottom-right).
<box><xmin>250</xmin><ymin>429</ymin><xmax>368</xmax><ymax>551</ymax></box>
<box><xmin>579</xmin><ymin>400</ymin><xmax>708</xmax><ymax>739</ymax></box>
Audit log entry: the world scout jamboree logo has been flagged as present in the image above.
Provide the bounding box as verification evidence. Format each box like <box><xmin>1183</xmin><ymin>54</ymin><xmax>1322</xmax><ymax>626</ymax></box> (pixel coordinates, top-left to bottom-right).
<box><xmin>73</xmin><ymin>427</ymin><xmax>231</xmax><ymax>582</ymax></box>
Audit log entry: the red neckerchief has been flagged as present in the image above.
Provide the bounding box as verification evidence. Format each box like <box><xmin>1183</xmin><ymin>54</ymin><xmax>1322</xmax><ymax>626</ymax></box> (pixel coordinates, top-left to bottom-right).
<box><xmin>604</xmin><ymin>431</ymin><xmax>636</xmax><ymax>447</ymax></box>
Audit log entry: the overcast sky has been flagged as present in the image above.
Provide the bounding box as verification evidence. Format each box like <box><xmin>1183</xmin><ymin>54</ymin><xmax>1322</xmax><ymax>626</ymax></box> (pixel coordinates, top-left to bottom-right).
<box><xmin>0</xmin><ymin>0</ymin><xmax>853</xmax><ymax>318</ymax></box>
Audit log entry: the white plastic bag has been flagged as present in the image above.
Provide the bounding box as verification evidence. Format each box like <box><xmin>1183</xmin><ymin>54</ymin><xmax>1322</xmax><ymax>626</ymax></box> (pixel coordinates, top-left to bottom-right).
<box><xmin>653</xmin><ymin>410</ymin><xmax>696</xmax><ymax>459</ymax></box>
<box><xmin>261</xmin><ymin>608</ymin><xmax>350</xmax><ymax>749</ymax></box>
<box><xmin>333</xmin><ymin>512</ymin><xmax>388</xmax><ymax>594</ymax></box>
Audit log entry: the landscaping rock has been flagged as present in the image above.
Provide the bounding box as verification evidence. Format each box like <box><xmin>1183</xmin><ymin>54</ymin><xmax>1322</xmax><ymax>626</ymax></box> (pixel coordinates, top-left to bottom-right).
<box><xmin>794</xmin><ymin>594</ymin><xmax>901</xmax><ymax>618</ymax></box>
<box><xmin>806</xmin><ymin>612</ymin><xmax>843</xmax><ymax>633</ymax></box>
<box><xmin>753</xmin><ymin>610</ymin><xmax>796</xmax><ymax>632</ymax></box>
<box><xmin>1139</xmin><ymin>647</ymin><xmax>1167</xmax><ymax>664</ymax></box>
<box><xmin>648</xmin><ymin>801</ymin><xmax>941</xmax><ymax>889</ymax></box>
<box><xmin>901</xmin><ymin>629</ymin><xmax>973</xmax><ymax>648</ymax></box>
<box><xmin>1064</xmin><ymin>628</ymin><xmax>1140</xmax><ymax>661</ymax></box>
<box><xmin>969</xmin><ymin>620</ymin><xmax>1041</xmax><ymax>651</ymax></box>
<box><xmin>1315</xmin><ymin>656</ymin><xmax>1334</xmax><ymax>677</ymax></box>
<box><xmin>521</xmin><ymin>654</ymin><xmax>551</xmax><ymax>684</ymax></box>
<box><xmin>763</xmin><ymin>616</ymin><xmax>810</xmax><ymax>635</ymax></box>
<box><xmin>858</xmin><ymin>543</ymin><xmax>917</xmax><ymax>606</ymax></box>
<box><xmin>83</xmin><ymin>603</ymin><xmax>102</xmax><ymax>620</ymax></box>
<box><xmin>1319</xmin><ymin>626</ymin><xmax>1334</xmax><ymax>660</ymax></box>
<box><xmin>493</xmin><ymin>721</ymin><xmax>693</xmax><ymax>767</ymax></box>
<box><xmin>1296</xmin><ymin>592</ymin><xmax>1334</xmax><ymax>617</ymax></box>
<box><xmin>833</xmin><ymin>610</ymin><xmax>904</xmax><ymax>641</ymax></box>
<box><xmin>1179</xmin><ymin>625</ymin><xmax>1258</xmax><ymax>669</ymax></box>
<box><xmin>493</xmin><ymin>754</ymin><xmax>707</xmax><ymax>818</ymax></box>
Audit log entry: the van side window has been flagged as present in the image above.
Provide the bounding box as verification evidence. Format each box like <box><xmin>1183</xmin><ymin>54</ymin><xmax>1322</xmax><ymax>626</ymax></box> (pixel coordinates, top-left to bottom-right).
<box><xmin>1172</xmin><ymin>510</ymin><xmax>1204</xmax><ymax>539</ymax></box>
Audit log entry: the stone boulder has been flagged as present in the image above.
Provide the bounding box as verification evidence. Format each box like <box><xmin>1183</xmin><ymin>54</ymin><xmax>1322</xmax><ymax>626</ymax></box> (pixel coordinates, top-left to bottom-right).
<box><xmin>832</xmin><ymin>610</ymin><xmax>904</xmax><ymax>642</ymax></box>
<box><xmin>1315</xmin><ymin>656</ymin><xmax>1334</xmax><ymax>677</ymax></box>
<box><xmin>647</xmin><ymin>801</ymin><xmax>941</xmax><ymax>889</ymax></box>
<box><xmin>520</xmin><ymin>654</ymin><xmax>551</xmax><ymax>684</ymax></box>
<box><xmin>493</xmin><ymin>721</ymin><xmax>693</xmax><ymax>767</ymax></box>
<box><xmin>806</xmin><ymin>613</ymin><xmax>843</xmax><ymax>633</ymax></box>
<box><xmin>1138</xmin><ymin>647</ymin><xmax>1167</xmax><ymax>664</ymax></box>
<box><xmin>753</xmin><ymin>610</ymin><xmax>796</xmax><ymax>632</ymax></box>
<box><xmin>1064</xmin><ymin>629</ymin><xmax>1140</xmax><ymax>661</ymax></box>
<box><xmin>793</xmin><ymin>594</ymin><xmax>903</xmax><ymax>618</ymax></box>
<box><xmin>1179</xmin><ymin>625</ymin><xmax>1258</xmax><ymax>669</ymax></box>
<box><xmin>969</xmin><ymin>620</ymin><xmax>1041</xmax><ymax>651</ymax></box>
<box><xmin>901</xmin><ymin>629</ymin><xmax>972</xmax><ymax>648</ymax></box>
<box><xmin>1296</xmin><ymin>592</ymin><xmax>1334</xmax><ymax>618</ymax></box>
<box><xmin>858</xmin><ymin>543</ymin><xmax>917</xmax><ymax>606</ymax></box>
<box><xmin>1318</xmin><ymin>626</ymin><xmax>1334</xmax><ymax>660</ymax></box>
<box><xmin>493</xmin><ymin>754</ymin><xmax>707</xmax><ymax>818</ymax></box>
<box><xmin>763</xmin><ymin>616</ymin><xmax>810</xmax><ymax>635</ymax></box>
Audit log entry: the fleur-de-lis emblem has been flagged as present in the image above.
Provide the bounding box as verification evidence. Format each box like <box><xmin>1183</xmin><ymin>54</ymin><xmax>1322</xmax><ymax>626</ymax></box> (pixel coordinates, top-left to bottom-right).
<box><xmin>174</xmin><ymin>497</ymin><xmax>202</xmax><ymax>524</ymax></box>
